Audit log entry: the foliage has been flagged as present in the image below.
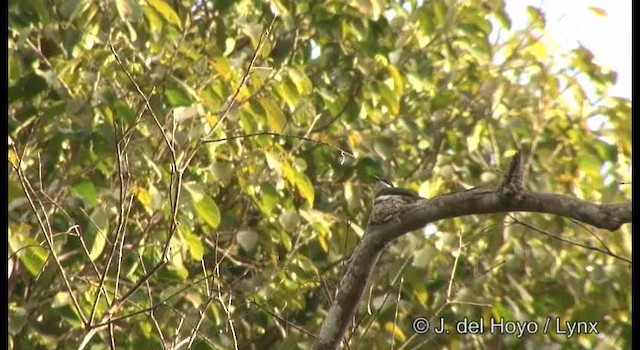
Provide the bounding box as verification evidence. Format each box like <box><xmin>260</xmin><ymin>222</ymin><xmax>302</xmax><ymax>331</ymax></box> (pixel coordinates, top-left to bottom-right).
<box><xmin>8</xmin><ymin>0</ymin><xmax>630</xmax><ymax>349</ymax></box>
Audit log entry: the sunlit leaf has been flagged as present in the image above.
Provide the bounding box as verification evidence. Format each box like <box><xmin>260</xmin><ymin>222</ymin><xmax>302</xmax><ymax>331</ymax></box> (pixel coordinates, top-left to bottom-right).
<box><xmin>384</xmin><ymin>321</ymin><xmax>406</xmax><ymax>342</ymax></box>
<box><xmin>116</xmin><ymin>0</ymin><xmax>133</xmax><ymax>20</ymax></box>
<box><xmin>526</xmin><ymin>6</ymin><xmax>546</xmax><ymax>28</ymax></box>
<box><xmin>375</xmin><ymin>81</ymin><xmax>399</xmax><ymax>115</ymax></box>
<box><xmin>275</xmin><ymin>78</ymin><xmax>300</xmax><ymax>110</ymax></box>
<box><xmin>86</xmin><ymin>206</ymin><xmax>109</xmax><ymax>260</ymax></box>
<box><xmin>8</xmin><ymin>229</ymin><xmax>48</xmax><ymax>277</ymax></box>
<box><xmin>185</xmin><ymin>184</ymin><xmax>221</xmax><ymax>229</ymax></box>
<box><xmin>143</xmin><ymin>5</ymin><xmax>164</xmax><ymax>33</ymax></box>
<box><xmin>261</xmin><ymin>98</ymin><xmax>287</xmax><ymax>132</ymax></box>
<box><xmin>467</xmin><ymin>121</ymin><xmax>484</xmax><ymax>153</ymax></box>
<box><xmin>179</xmin><ymin>226</ymin><xmax>204</xmax><ymax>261</ymax></box>
<box><xmin>146</xmin><ymin>0</ymin><xmax>182</xmax><ymax>29</ymax></box>
<box><xmin>588</xmin><ymin>7</ymin><xmax>607</xmax><ymax>17</ymax></box>
<box><xmin>283</xmin><ymin>162</ymin><xmax>315</xmax><ymax>207</ymax></box>
<box><xmin>288</xmin><ymin>68</ymin><xmax>313</xmax><ymax>96</ymax></box>
<box><xmin>387</xmin><ymin>65</ymin><xmax>404</xmax><ymax>98</ymax></box>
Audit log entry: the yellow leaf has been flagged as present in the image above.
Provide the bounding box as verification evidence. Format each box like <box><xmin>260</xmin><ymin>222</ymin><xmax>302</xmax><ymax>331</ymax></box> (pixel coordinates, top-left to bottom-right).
<box><xmin>387</xmin><ymin>65</ymin><xmax>404</xmax><ymax>98</ymax></box>
<box><xmin>283</xmin><ymin>162</ymin><xmax>314</xmax><ymax>207</ymax></box>
<box><xmin>134</xmin><ymin>186</ymin><xmax>153</xmax><ymax>215</ymax></box>
<box><xmin>288</xmin><ymin>68</ymin><xmax>313</xmax><ymax>96</ymax></box>
<box><xmin>146</xmin><ymin>0</ymin><xmax>182</xmax><ymax>29</ymax></box>
<box><xmin>588</xmin><ymin>7</ymin><xmax>607</xmax><ymax>17</ymax></box>
<box><xmin>384</xmin><ymin>322</ymin><xmax>407</xmax><ymax>342</ymax></box>
<box><xmin>347</xmin><ymin>130</ymin><xmax>362</xmax><ymax>148</ymax></box>
<box><xmin>8</xmin><ymin>148</ymin><xmax>19</xmax><ymax>168</ymax></box>
<box><xmin>467</xmin><ymin>121</ymin><xmax>485</xmax><ymax>153</ymax></box>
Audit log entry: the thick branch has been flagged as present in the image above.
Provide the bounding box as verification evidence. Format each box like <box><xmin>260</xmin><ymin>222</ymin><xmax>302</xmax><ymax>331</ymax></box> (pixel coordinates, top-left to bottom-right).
<box><xmin>380</xmin><ymin>189</ymin><xmax>630</xmax><ymax>242</ymax></box>
<box><xmin>312</xmin><ymin>186</ymin><xmax>630</xmax><ymax>350</ymax></box>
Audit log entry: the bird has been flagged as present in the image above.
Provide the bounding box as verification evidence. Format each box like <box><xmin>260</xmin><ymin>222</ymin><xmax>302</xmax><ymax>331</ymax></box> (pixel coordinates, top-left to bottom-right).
<box><xmin>368</xmin><ymin>177</ymin><xmax>424</xmax><ymax>227</ymax></box>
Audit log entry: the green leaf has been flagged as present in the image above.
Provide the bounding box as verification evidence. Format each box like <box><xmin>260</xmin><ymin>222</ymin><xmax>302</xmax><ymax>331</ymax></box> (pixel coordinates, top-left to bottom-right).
<box><xmin>288</xmin><ymin>68</ymin><xmax>312</xmax><ymax>96</ymax></box>
<box><xmin>142</xmin><ymin>4</ymin><xmax>164</xmax><ymax>33</ymax></box>
<box><xmin>210</xmin><ymin>57</ymin><xmax>233</xmax><ymax>80</ymax></box>
<box><xmin>86</xmin><ymin>206</ymin><xmax>109</xmax><ymax>260</ymax></box>
<box><xmin>276</xmin><ymin>229</ymin><xmax>292</xmax><ymax>251</ymax></box>
<box><xmin>179</xmin><ymin>226</ymin><xmax>204</xmax><ymax>261</ymax></box>
<box><xmin>165</xmin><ymin>86</ymin><xmax>192</xmax><ymax>107</ymax></box>
<box><xmin>261</xmin><ymin>99</ymin><xmax>287</xmax><ymax>132</ymax></box>
<box><xmin>8</xmin><ymin>54</ymin><xmax>22</xmax><ymax>84</ymax></box>
<box><xmin>72</xmin><ymin>180</ymin><xmax>98</xmax><ymax>206</ymax></box>
<box><xmin>24</xmin><ymin>0</ymin><xmax>51</xmax><ymax>24</ymax></box>
<box><xmin>9</xmin><ymin>179</ymin><xmax>25</xmax><ymax>207</ymax></box>
<box><xmin>8</xmin><ymin>230</ymin><xmax>48</xmax><ymax>277</ymax></box>
<box><xmin>375</xmin><ymin>81</ymin><xmax>399</xmax><ymax>115</ymax></box>
<box><xmin>146</xmin><ymin>0</ymin><xmax>181</xmax><ymax>29</ymax></box>
<box><xmin>275</xmin><ymin>78</ymin><xmax>300</xmax><ymax>110</ymax></box>
<box><xmin>258</xmin><ymin>183</ymin><xmax>279</xmax><ymax>214</ymax></box>
<box><xmin>113</xmin><ymin>100</ymin><xmax>136</xmax><ymax>123</ymax></box>
<box><xmin>431</xmin><ymin>90</ymin><xmax>457</xmax><ymax>111</ymax></box>
<box><xmin>526</xmin><ymin>6</ymin><xmax>546</xmax><ymax>28</ymax></box>
<box><xmin>467</xmin><ymin>121</ymin><xmax>485</xmax><ymax>153</ymax></box>
<box><xmin>42</xmin><ymin>101</ymin><xmax>67</xmax><ymax>121</ymax></box>
<box><xmin>134</xmin><ymin>185</ymin><xmax>153</xmax><ymax>215</ymax></box>
<box><xmin>283</xmin><ymin>162</ymin><xmax>315</xmax><ymax>207</ymax></box>
<box><xmin>8</xmin><ymin>306</ymin><xmax>28</xmax><ymax>335</ymax></box>
<box><xmin>185</xmin><ymin>184</ymin><xmax>221</xmax><ymax>229</ymax></box>
<box><xmin>387</xmin><ymin>65</ymin><xmax>404</xmax><ymax>97</ymax></box>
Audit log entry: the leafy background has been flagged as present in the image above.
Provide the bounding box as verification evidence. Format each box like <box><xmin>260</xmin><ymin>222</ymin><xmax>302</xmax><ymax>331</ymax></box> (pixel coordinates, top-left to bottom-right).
<box><xmin>8</xmin><ymin>0</ymin><xmax>631</xmax><ymax>349</ymax></box>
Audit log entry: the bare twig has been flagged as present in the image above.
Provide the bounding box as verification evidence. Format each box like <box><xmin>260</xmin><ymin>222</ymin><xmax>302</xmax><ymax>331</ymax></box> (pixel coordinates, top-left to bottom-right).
<box><xmin>11</xmin><ymin>146</ymin><xmax>88</xmax><ymax>326</ymax></box>
<box><xmin>446</xmin><ymin>233</ymin><xmax>464</xmax><ymax>302</ymax></box>
<box><xmin>140</xmin><ymin>253</ymin><xmax>168</xmax><ymax>350</ymax></box>
<box><xmin>109</xmin><ymin>41</ymin><xmax>177</xmax><ymax>165</ymax></box>
<box><xmin>508</xmin><ymin>214</ymin><xmax>631</xmax><ymax>264</ymax></box>
<box><xmin>207</xmin><ymin>16</ymin><xmax>278</xmax><ymax>137</ymax></box>
<box><xmin>202</xmin><ymin>131</ymin><xmax>354</xmax><ymax>159</ymax></box>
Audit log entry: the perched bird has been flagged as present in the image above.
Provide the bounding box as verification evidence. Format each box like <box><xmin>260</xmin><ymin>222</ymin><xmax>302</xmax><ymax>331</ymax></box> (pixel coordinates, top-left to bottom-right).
<box><xmin>368</xmin><ymin>177</ymin><xmax>424</xmax><ymax>227</ymax></box>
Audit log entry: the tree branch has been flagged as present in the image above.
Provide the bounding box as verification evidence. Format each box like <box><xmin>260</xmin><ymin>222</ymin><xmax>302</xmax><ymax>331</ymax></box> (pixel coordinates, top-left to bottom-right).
<box><xmin>312</xmin><ymin>153</ymin><xmax>631</xmax><ymax>350</ymax></box>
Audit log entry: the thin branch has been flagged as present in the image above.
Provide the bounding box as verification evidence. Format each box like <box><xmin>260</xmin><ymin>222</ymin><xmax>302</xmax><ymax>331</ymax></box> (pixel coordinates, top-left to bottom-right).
<box><xmin>355</xmin><ymin>253</ymin><xmax>412</xmax><ymax>344</ymax></box>
<box><xmin>11</xmin><ymin>149</ymin><xmax>88</xmax><ymax>326</ymax></box>
<box><xmin>140</xmin><ymin>253</ymin><xmax>168</xmax><ymax>350</ymax></box>
<box><xmin>391</xmin><ymin>276</ymin><xmax>404</xmax><ymax>349</ymax></box>
<box><xmin>109</xmin><ymin>41</ymin><xmax>177</xmax><ymax>165</ymax></box>
<box><xmin>310</xmin><ymin>77</ymin><xmax>362</xmax><ymax>134</ymax></box>
<box><xmin>508</xmin><ymin>215</ymin><xmax>631</xmax><ymax>264</ymax></box>
<box><xmin>246</xmin><ymin>299</ymin><xmax>316</xmax><ymax>338</ymax></box>
<box><xmin>446</xmin><ymin>233</ymin><xmax>464</xmax><ymax>302</ymax></box>
<box><xmin>202</xmin><ymin>131</ymin><xmax>354</xmax><ymax>159</ymax></box>
<box><xmin>179</xmin><ymin>16</ymin><xmax>279</xmax><ymax>171</ymax></box>
<box><xmin>104</xmin><ymin>41</ymin><xmax>187</xmax><ymax>323</ymax></box>
<box><xmin>207</xmin><ymin>16</ymin><xmax>278</xmax><ymax>137</ymax></box>
<box><xmin>569</xmin><ymin>218</ymin><xmax>618</xmax><ymax>256</ymax></box>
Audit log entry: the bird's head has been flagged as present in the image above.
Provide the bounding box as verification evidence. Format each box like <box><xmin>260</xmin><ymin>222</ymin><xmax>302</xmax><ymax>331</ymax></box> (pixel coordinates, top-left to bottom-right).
<box><xmin>373</xmin><ymin>176</ymin><xmax>422</xmax><ymax>204</ymax></box>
